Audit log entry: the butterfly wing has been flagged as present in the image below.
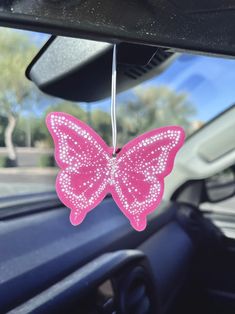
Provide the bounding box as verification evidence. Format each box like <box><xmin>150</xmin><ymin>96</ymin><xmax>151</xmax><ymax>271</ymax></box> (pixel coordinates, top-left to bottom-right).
<box><xmin>46</xmin><ymin>112</ymin><xmax>110</xmax><ymax>226</ymax></box>
<box><xmin>111</xmin><ymin>126</ymin><xmax>185</xmax><ymax>231</ymax></box>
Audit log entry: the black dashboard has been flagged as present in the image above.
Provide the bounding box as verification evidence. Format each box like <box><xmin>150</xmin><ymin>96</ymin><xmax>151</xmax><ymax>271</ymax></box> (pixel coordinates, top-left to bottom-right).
<box><xmin>0</xmin><ymin>197</ymin><xmax>210</xmax><ymax>314</ymax></box>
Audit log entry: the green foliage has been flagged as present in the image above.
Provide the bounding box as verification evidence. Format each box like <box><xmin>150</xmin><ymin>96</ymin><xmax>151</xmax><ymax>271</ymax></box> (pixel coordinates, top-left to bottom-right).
<box><xmin>0</xmin><ymin>156</ymin><xmax>8</xmax><ymax>167</ymax></box>
<box><xmin>0</xmin><ymin>28</ymin><xmax>38</xmax><ymax>117</ymax></box>
<box><xmin>15</xmin><ymin>115</ymin><xmax>50</xmax><ymax>147</ymax></box>
<box><xmin>0</xmin><ymin>29</ymin><xmax>196</xmax><ymax>152</ymax></box>
<box><xmin>41</xmin><ymin>102</ymin><xmax>88</xmax><ymax>147</ymax></box>
<box><xmin>0</xmin><ymin>28</ymin><xmax>46</xmax><ymax>163</ymax></box>
<box><xmin>0</xmin><ymin>115</ymin><xmax>7</xmax><ymax>146</ymax></box>
<box><xmin>1</xmin><ymin>85</ymin><xmax>196</xmax><ymax>149</ymax></box>
<box><xmin>13</xmin><ymin>117</ymin><xmax>27</xmax><ymax>147</ymax></box>
<box><xmin>44</xmin><ymin>102</ymin><xmax>87</xmax><ymax>121</ymax></box>
<box><xmin>118</xmin><ymin>86</ymin><xmax>196</xmax><ymax>145</ymax></box>
<box><xmin>39</xmin><ymin>155</ymin><xmax>55</xmax><ymax>167</ymax></box>
<box><xmin>91</xmin><ymin>110</ymin><xmax>112</xmax><ymax>145</ymax></box>
<box><xmin>0</xmin><ymin>156</ymin><xmax>16</xmax><ymax>167</ymax></box>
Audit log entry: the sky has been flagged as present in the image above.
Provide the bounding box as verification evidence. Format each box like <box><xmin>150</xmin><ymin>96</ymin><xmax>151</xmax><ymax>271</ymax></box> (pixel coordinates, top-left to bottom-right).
<box><xmin>147</xmin><ymin>54</ymin><xmax>235</xmax><ymax>122</ymax></box>
<box><xmin>19</xmin><ymin>29</ymin><xmax>235</xmax><ymax>123</ymax></box>
<box><xmin>85</xmin><ymin>53</ymin><xmax>235</xmax><ymax>123</ymax></box>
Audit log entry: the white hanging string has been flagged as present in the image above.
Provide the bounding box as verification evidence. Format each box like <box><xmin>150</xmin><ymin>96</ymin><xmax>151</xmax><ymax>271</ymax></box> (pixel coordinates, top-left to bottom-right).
<box><xmin>111</xmin><ymin>44</ymin><xmax>117</xmax><ymax>156</ymax></box>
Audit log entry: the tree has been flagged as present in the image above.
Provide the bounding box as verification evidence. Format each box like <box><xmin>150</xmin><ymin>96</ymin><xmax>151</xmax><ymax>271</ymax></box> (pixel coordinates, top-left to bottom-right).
<box><xmin>117</xmin><ymin>86</ymin><xmax>196</xmax><ymax>145</ymax></box>
<box><xmin>10</xmin><ymin>85</ymin><xmax>196</xmax><ymax>152</ymax></box>
<box><xmin>0</xmin><ymin>28</ymin><xmax>39</xmax><ymax>165</ymax></box>
<box><xmin>0</xmin><ymin>115</ymin><xmax>7</xmax><ymax>146</ymax></box>
<box><xmin>41</xmin><ymin>103</ymin><xmax>122</xmax><ymax>147</ymax></box>
<box><xmin>91</xmin><ymin>109</ymin><xmax>120</xmax><ymax>146</ymax></box>
<box><xmin>36</xmin><ymin>102</ymin><xmax>88</xmax><ymax>147</ymax></box>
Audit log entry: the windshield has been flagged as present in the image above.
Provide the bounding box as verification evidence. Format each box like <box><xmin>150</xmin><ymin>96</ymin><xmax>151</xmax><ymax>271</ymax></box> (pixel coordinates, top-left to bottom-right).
<box><xmin>0</xmin><ymin>27</ymin><xmax>235</xmax><ymax>198</ymax></box>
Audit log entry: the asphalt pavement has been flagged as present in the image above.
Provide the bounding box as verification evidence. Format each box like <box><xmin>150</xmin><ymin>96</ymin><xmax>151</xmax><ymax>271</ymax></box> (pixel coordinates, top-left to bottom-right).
<box><xmin>0</xmin><ymin>167</ymin><xmax>58</xmax><ymax>196</ymax></box>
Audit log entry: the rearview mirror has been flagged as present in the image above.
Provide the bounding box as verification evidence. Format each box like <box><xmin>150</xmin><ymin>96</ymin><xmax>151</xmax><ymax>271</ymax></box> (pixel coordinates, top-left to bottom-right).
<box><xmin>1</xmin><ymin>1</ymin><xmax>235</xmax><ymax>58</ymax></box>
<box><xmin>26</xmin><ymin>37</ymin><xmax>174</xmax><ymax>102</ymax></box>
<box><xmin>205</xmin><ymin>167</ymin><xmax>235</xmax><ymax>203</ymax></box>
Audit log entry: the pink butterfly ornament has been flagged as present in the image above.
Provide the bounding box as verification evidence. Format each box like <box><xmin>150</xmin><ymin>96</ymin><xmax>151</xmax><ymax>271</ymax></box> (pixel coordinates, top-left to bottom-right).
<box><xmin>46</xmin><ymin>112</ymin><xmax>185</xmax><ymax>231</ymax></box>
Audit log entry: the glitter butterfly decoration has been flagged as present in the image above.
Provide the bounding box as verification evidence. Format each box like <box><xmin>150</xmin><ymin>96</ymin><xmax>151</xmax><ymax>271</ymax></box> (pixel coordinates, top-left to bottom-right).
<box><xmin>46</xmin><ymin>112</ymin><xmax>185</xmax><ymax>231</ymax></box>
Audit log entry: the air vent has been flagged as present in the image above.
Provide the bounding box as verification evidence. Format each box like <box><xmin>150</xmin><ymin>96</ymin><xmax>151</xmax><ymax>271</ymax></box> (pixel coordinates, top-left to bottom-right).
<box><xmin>119</xmin><ymin>266</ymin><xmax>156</xmax><ymax>314</ymax></box>
<box><xmin>123</xmin><ymin>49</ymin><xmax>171</xmax><ymax>80</ymax></box>
<box><xmin>126</xmin><ymin>278</ymin><xmax>151</xmax><ymax>314</ymax></box>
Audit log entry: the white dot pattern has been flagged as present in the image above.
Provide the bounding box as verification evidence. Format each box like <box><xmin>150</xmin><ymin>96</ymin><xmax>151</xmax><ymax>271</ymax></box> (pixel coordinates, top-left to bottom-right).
<box><xmin>46</xmin><ymin>112</ymin><xmax>185</xmax><ymax>231</ymax></box>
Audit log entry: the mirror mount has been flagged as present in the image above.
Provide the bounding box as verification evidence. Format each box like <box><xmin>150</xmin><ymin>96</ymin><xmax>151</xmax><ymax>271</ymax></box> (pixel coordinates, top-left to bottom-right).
<box><xmin>26</xmin><ymin>38</ymin><xmax>174</xmax><ymax>102</ymax></box>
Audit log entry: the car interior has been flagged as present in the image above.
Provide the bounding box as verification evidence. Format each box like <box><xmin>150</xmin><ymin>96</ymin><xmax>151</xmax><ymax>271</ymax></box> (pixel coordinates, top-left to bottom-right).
<box><xmin>0</xmin><ymin>1</ymin><xmax>235</xmax><ymax>314</ymax></box>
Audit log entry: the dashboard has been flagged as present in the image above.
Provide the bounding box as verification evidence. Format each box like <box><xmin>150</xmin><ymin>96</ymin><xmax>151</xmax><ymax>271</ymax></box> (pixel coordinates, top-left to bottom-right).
<box><xmin>0</xmin><ymin>197</ymin><xmax>211</xmax><ymax>314</ymax></box>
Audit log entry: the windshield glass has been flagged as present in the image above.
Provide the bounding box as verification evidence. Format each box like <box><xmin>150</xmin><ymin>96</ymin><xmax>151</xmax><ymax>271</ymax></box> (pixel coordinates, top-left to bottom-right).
<box><xmin>0</xmin><ymin>27</ymin><xmax>235</xmax><ymax>198</ymax></box>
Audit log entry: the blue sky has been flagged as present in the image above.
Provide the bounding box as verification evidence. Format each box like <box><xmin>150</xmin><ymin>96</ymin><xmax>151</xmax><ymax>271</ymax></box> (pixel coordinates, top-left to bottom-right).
<box><xmin>85</xmin><ymin>53</ymin><xmax>235</xmax><ymax>123</ymax></box>
<box><xmin>149</xmin><ymin>54</ymin><xmax>235</xmax><ymax>121</ymax></box>
<box><xmin>22</xmin><ymin>29</ymin><xmax>235</xmax><ymax>123</ymax></box>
